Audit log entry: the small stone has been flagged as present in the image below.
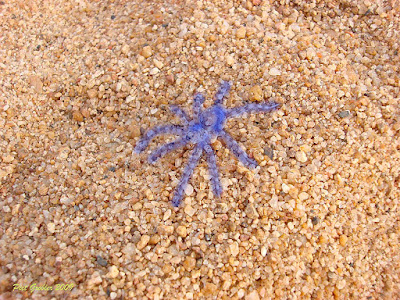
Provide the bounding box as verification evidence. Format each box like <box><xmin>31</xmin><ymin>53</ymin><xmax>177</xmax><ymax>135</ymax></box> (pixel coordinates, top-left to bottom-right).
<box><xmin>269</xmin><ymin>68</ymin><xmax>281</xmax><ymax>76</ymax></box>
<box><xmin>142</xmin><ymin>45</ymin><xmax>153</xmax><ymax>58</ymax></box>
<box><xmin>2</xmin><ymin>155</ymin><xmax>14</xmax><ymax>163</ymax></box>
<box><xmin>154</xmin><ymin>59</ymin><xmax>164</xmax><ymax>69</ymax></box>
<box><xmin>251</xmin><ymin>0</ymin><xmax>261</xmax><ymax>5</ymax></box>
<box><xmin>261</xmin><ymin>246</ymin><xmax>267</xmax><ymax>257</ymax></box>
<box><xmin>166</xmin><ymin>74</ymin><xmax>175</xmax><ymax>84</ymax></box>
<box><xmin>96</xmin><ymin>255</ymin><xmax>108</xmax><ymax>267</ymax></box>
<box><xmin>87</xmin><ymin>272</ymin><xmax>102</xmax><ymax>289</ymax></box>
<box><xmin>149</xmin><ymin>234</ymin><xmax>161</xmax><ymax>245</ymax></box>
<box><xmin>245</xmin><ymin>290</ymin><xmax>260</xmax><ymax>300</ymax></box>
<box><xmin>28</xmin><ymin>75</ymin><xmax>43</xmax><ymax>93</ymax></box>
<box><xmin>73</xmin><ymin>110</ymin><xmax>84</xmax><ymax>122</ymax></box>
<box><xmin>338</xmin><ymin>110</ymin><xmax>350</xmax><ymax>118</ymax></box>
<box><xmin>183</xmin><ymin>256</ymin><xmax>196</xmax><ymax>271</ymax></box>
<box><xmin>264</xmin><ymin>146</ymin><xmax>274</xmax><ymax>159</ymax></box>
<box><xmin>226</xmin><ymin>55</ymin><xmax>235</xmax><ymax>66</ymax></box>
<box><xmin>282</xmin><ymin>183</ymin><xmax>290</xmax><ymax>193</ymax></box>
<box><xmin>38</xmin><ymin>185</ymin><xmax>48</xmax><ymax>196</ymax></box>
<box><xmin>249</xmin><ymin>85</ymin><xmax>263</xmax><ymax>102</ymax></box>
<box><xmin>47</xmin><ymin>223</ymin><xmax>55</xmax><ymax>233</ymax></box>
<box><xmin>121</xmin><ymin>44</ymin><xmax>130</xmax><ymax>55</ymax></box>
<box><xmin>184</xmin><ymin>205</ymin><xmax>196</xmax><ymax>217</ymax></box>
<box><xmin>150</xmin><ymin>67</ymin><xmax>159</xmax><ymax>75</ymax></box>
<box><xmin>176</xmin><ymin>225</ymin><xmax>187</xmax><ymax>238</ymax></box>
<box><xmin>107</xmin><ymin>265</ymin><xmax>119</xmax><ymax>279</ymax></box>
<box><xmin>202</xmin><ymin>282</ymin><xmax>217</xmax><ymax>296</ymax></box>
<box><xmin>298</xmin><ymin>192</ymin><xmax>309</xmax><ymax>201</ymax></box>
<box><xmin>236</xmin><ymin>27</ymin><xmax>246</xmax><ymax>39</ymax></box>
<box><xmin>229</xmin><ymin>242</ymin><xmax>239</xmax><ymax>256</ymax></box>
<box><xmin>185</xmin><ymin>184</ymin><xmax>194</xmax><ymax>196</ymax></box>
<box><xmin>337</xmin><ymin>279</ymin><xmax>346</xmax><ymax>290</ymax></box>
<box><xmin>137</xmin><ymin>235</ymin><xmax>150</xmax><ymax>250</ymax></box>
<box><xmin>220</xmin><ymin>21</ymin><xmax>229</xmax><ymax>35</ymax></box>
<box><xmin>295</xmin><ymin>151</ymin><xmax>307</xmax><ymax>163</ymax></box>
<box><xmin>126</xmin><ymin>95</ymin><xmax>134</xmax><ymax>103</ymax></box>
<box><xmin>87</xmin><ymin>89</ymin><xmax>97</xmax><ymax>99</ymax></box>
<box><xmin>245</xmin><ymin>203</ymin><xmax>259</xmax><ymax>219</ymax></box>
<box><xmin>311</xmin><ymin>216</ymin><xmax>319</xmax><ymax>225</ymax></box>
<box><xmin>339</xmin><ymin>235</ymin><xmax>348</xmax><ymax>246</ymax></box>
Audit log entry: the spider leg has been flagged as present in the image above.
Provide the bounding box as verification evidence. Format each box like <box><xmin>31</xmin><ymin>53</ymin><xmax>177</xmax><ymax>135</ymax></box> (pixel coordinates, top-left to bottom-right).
<box><xmin>225</xmin><ymin>102</ymin><xmax>280</xmax><ymax>119</ymax></box>
<box><xmin>204</xmin><ymin>143</ymin><xmax>222</xmax><ymax>197</ymax></box>
<box><xmin>172</xmin><ymin>144</ymin><xmax>203</xmax><ymax>207</ymax></box>
<box><xmin>148</xmin><ymin>137</ymin><xmax>189</xmax><ymax>164</ymax></box>
<box><xmin>214</xmin><ymin>81</ymin><xmax>232</xmax><ymax>105</ymax></box>
<box><xmin>219</xmin><ymin>130</ymin><xmax>258</xmax><ymax>169</ymax></box>
<box><xmin>193</xmin><ymin>93</ymin><xmax>205</xmax><ymax>119</ymax></box>
<box><xmin>134</xmin><ymin>125</ymin><xmax>185</xmax><ymax>153</ymax></box>
<box><xmin>169</xmin><ymin>105</ymin><xmax>189</xmax><ymax>125</ymax></box>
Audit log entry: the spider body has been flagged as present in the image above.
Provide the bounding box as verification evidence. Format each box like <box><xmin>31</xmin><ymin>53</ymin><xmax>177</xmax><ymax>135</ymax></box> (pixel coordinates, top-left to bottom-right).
<box><xmin>135</xmin><ymin>81</ymin><xmax>280</xmax><ymax>207</ymax></box>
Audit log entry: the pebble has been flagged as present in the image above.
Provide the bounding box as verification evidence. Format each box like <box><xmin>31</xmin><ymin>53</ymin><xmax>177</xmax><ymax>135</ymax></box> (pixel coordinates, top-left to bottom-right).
<box><xmin>295</xmin><ymin>151</ymin><xmax>307</xmax><ymax>163</ymax></box>
<box><xmin>236</xmin><ymin>27</ymin><xmax>246</xmax><ymax>39</ymax></box>
<box><xmin>142</xmin><ymin>45</ymin><xmax>153</xmax><ymax>58</ymax></box>
<box><xmin>184</xmin><ymin>184</ymin><xmax>194</xmax><ymax>196</ymax></box>
<box><xmin>137</xmin><ymin>235</ymin><xmax>150</xmax><ymax>250</ymax></box>
<box><xmin>47</xmin><ymin>223</ymin><xmax>55</xmax><ymax>233</ymax></box>
<box><xmin>176</xmin><ymin>225</ymin><xmax>187</xmax><ymax>238</ymax></box>
<box><xmin>249</xmin><ymin>85</ymin><xmax>263</xmax><ymax>102</ymax></box>
<box><xmin>229</xmin><ymin>242</ymin><xmax>239</xmax><ymax>257</ymax></box>
<box><xmin>245</xmin><ymin>290</ymin><xmax>260</xmax><ymax>300</ymax></box>
<box><xmin>269</xmin><ymin>67</ymin><xmax>281</xmax><ymax>76</ymax></box>
<box><xmin>107</xmin><ymin>265</ymin><xmax>119</xmax><ymax>279</ymax></box>
<box><xmin>338</xmin><ymin>110</ymin><xmax>350</xmax><ymax>118</ymax></box>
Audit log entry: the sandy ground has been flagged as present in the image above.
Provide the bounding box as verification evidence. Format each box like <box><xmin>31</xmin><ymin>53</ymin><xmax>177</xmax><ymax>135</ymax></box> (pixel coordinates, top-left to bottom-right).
<box><xmin>1</xmin><ymin>0</ymin><xmax>400</xmax><ymax>299</ymax></box>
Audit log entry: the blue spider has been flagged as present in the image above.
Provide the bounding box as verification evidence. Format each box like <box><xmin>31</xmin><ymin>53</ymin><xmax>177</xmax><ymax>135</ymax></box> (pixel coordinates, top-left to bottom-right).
<box><xmin>134</xmin><ymin>81</ymin><xmax>280</xmax><ymax>207</ymax></box>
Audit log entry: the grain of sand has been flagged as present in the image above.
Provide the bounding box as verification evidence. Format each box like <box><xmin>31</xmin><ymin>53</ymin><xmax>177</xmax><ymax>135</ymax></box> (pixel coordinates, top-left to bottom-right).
<box><xmin>0</xmin><ymin>0</ymin><xmax>400</xmax><ymax>299</ymax></box>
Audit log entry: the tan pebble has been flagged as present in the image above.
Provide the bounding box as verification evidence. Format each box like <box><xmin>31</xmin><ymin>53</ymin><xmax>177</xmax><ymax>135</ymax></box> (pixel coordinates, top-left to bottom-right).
<box><xmin>249</xmin><ymin>85</ymin><xmax>263</xmax><ymax>102</ymax></box>
<box><xmin>261</xmin><ymin>246</ymin><xmax>267</xmax><ymax>257</ymax></box>
<box><xmin>236</xmin><ymin>27</ymin><xmax>246</xmax><ymax>39</ymax></box>
<box><xmin>184</xmin><ymin>184</ymin><xmax>194</xmax><ymax>196</ymax></box>
<box><xmin>2</xmin><ymin>155</ymin><xmax>14</xmax><ymax>163</ymax></box>
<box><xmin>132</xmin><ymin>202</ymin><xmax>142</xmax><ymax>210</ymax></box>
<box><xmin>282</xmin><ymin>183</ymin><xmax>290</xmax><ymax>193</ymax></box>
<box><xmin>229</xmin><ymin>242</ymin><xmax>239</xmax><ymax>256</ymax></box>
<box><xmin>73</xmin><ymin>110</ymin><xmax>84</xmax><ymax>122</ymax></box>
<box><xmin>159</xmin><ymin>225</ymin><xmax>174</xmax><ymax>235</ymax></box>
<box><xmin>166</xmin><ymin>74</ymin><xmax>175</xmax><ymax>84</ymax></box>
<box><xmin>339</xmin><ymin>235</ymin><xmax>348</xmax><ymax>246</ymax></box>
<box><xmin>300</xmin><ymin>144</ymin><xmax>311</xmax><ymax>152</ymax></box>
<box><xmin>126</xmin><ymin>95</ymin><xmax>134</xmax><ymax>103</ymax></box>
<box><xmin>87</xmin><ymin>89</ymin><xmax>97</xmax><ymax>99</ymax></box>
<box><xmin>245</xmin><ymin>290</ymin><xmax>260</xmax><ymax>300</ymax></box>
<box><xmin>154</xmin><ymin>59</ymin><xmax>164</xmax><ymax>69</ymax></box>
<box><xmin>38</xmin><ymin>185</ymin><xmax>49</xmax><ymax>196</ymax></box>
<box><xmin>87</xmin><ymin>271</ymin><xmax>102</xmax><ymax>288</ymax></box>
<box><xmin>220</xmin><ymin>21</ymin><xmax>229</xmax><ymax>35</ymax></box>
<box><xmin>28</xmin><ymin>75</ymin><xmax>43</xmax><ymax>93</ymax></box>
<box><xmin>202</xmin><ymin>282</ymin><xmax>217</xmax><ymax>296</ymax></box>
<box><xmin>226</xmin><ymin>55</ymin><xmax>235</xmax><ymax>66</ymax></box>
<box><xmin>149</xmin><ymin>234</ymin><xmax>160</xmax><ymax>245</ymax></box>
<box><xmin>145</xmin><ymin>189</ymin><xmax>154</xmax><ymax>200</ymax></box>
<box><xmin>183</xmin><ymin>256</ymin><xmax>196</xmax><ymax>271</ymax></box>
<box><xmin>121</xmin><ymin>44</ymin><xmax>130</xmax><ymax>55</ymax></box>
<box><xmin>295</xmin><ymin>151</ymin><xmax>307</xmax><ymax>163</ymax></box>
<box><xmin>137</xmin><ymin>235</ymin><xmax>150</xmax><ymax>250</ymax></box>
<box><xmin>150</xmin><ymin>67</ymin><xmax>159</xmax><ymax>75</ymax></box>
<box><xmin>298</xmin><ymin>192</ymin><xmax>309</xmax><ymax>201</ymax></box>
<box><xmin>107</xmin><ymin>265</ymin><xmax>119</xmax><ymax>279</ymax></box>
<box><xmin>245</xmin><ymin>203</ymin><xmax>259</xmax><ymax>219</ymax></box>
<box><xmin>269</xmin><ymin>67</ymin><xmax>281</xmax><ymax>76</ymax></box>
<box><xmin>142</xmin><ymin>46</ymin><xmax>153</xmax><ymax>58</ymax></box>
<box><xmin>184</xmin><ymin>205</ymin><xmax>196</xmax><ymax>217</ymax></box>
<box><xmin>47</xmin><ymin>223</ymin><xmax>55</xmax><ymax>233</ymax></box>
<box><xmin>336</xmin><ymin>279</ymin><xmax>346</xmax><ymax>290</ymax></box>
<box><xmin>318</xmin><ymin>235</ymin><xmax>327</xmax><ymax>245</ymax></box>
<box><xmin>176</xmin><ymin>225</ymin><xmax>187</xmax><ymax>238</ymax></box>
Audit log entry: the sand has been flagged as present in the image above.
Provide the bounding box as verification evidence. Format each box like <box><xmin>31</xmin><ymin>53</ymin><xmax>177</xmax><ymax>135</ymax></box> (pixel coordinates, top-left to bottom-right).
<box><xmin>0</xmin><ymin>0</ymin><xmax>399</xmax><ymax>299</ymax></box>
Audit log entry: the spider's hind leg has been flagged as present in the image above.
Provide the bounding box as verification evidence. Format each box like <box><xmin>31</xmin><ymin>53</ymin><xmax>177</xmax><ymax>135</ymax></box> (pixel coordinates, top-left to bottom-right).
<box><xmin>134</xmin><ymin>125</ymin><xmax>184</xmax><ymax>153</ymax></box>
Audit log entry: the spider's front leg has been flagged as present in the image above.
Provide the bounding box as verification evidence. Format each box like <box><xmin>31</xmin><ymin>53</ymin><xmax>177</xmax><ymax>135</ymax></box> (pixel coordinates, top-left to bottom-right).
<box><xmin>148</xmin><ymin>137</ymin><xmax>189</xmax><ymax>164</ymax></box>
<box><xmin>134</xmin><ymin>124</ymin><xmax>185</xmax><ymax>153</ymax></box>
<box><xmin>225</xmin><ymin>102</ymin><xmax>280</xmax><ymax>119</ymax></box>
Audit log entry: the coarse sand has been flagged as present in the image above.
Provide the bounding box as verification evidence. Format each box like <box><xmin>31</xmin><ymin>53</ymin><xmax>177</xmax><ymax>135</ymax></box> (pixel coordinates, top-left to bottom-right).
<box><xmin>0</xmin><ymin>0</ymin><xmax>399</xmax><ymax>299</ymax></box>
